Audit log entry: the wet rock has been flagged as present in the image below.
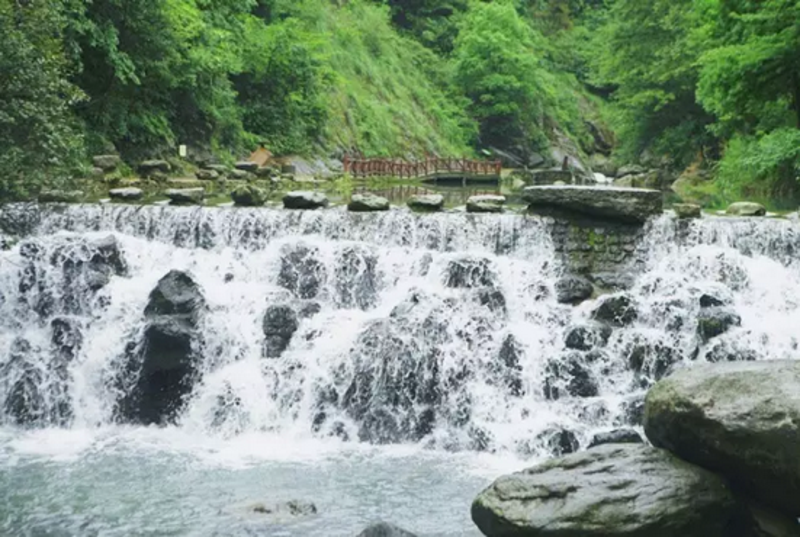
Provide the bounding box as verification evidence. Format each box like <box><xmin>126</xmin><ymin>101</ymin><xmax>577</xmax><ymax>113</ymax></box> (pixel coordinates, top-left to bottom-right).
<box><xmin>645</xmin><ymin>360</ymin><xmax>800</xmax><ymax>516</ymax></box>
<box><xmin>564</xmin><ymin>323</ymin><xmax>611</xmax><ymax>351</ymax></box>
<box><xmin>538</xmin><ymin>427</ymin><xmax>579</xmax><ymax>456</ymax></box>
<box><xmin>203</xmin><ymin>164</ymin><xmax>229</xmax><ymax>176</ymax></box>
<box><xmin>699</xmin><ymin>293</ymin><xmax>728</xmax><ymax>308</ymax></box>
<box><xmin>591</xmin><ymin>293</ymin><xmax>638</xmax><ymax>327</ymax></box>
<box><xmin>490</xmin><ymin>334</ymin><xmax>523</xmax><ymax>396</ymax></box>
<box><xmin>627</xmin><ymin>338</ymin><xmax>678</xmax><ymax>382</ymax></box>
<box><xmin>348</xmin><ymin>193</ymin><xmax>390</xmax><ymax>212</ymax></box>
<box><xmin>165</xmin><ymin>188</ymin><xmax>205</xmax><ymax>205</ymax></box>
<box><xmin>472</xmin><ymin>444</ymin><xmax>739</xmax><ymax>537</ymax></box>
<box><xmin>356</xmin><ymin>522</ymin><xmax>418</xmax><ymax>537</ymax></box>
<box><xmin>334</xmin><ymin>245</ymin><xmax>378</xmax><ymax>310</ymax></box>
<box><xmin>476</xmin><ymin>288</ymin><xmax>506</xmax><ymax>316</ymax></box>
<box><xmin>298</xmin><ymin>301</ymin><xmax>321</xmax><ymax>319</ymax></box>
<box><xmin>704</xmin><ymin>339</ymin><xmax>757</xmax><ymax>363</ymax></box>
<box><xmin>251</xmin><ymin>500</ymin><xmax>317</xmax><ymax>517</ymax></box>
<box><xmin>283</xmin><ymin>191</ymin><xmax>329</xmax><ymax>210</ymax></box>
<box><xmin>108</xmin><ymin>187</ymin><xmax>144</xmax><ymax>201</ymax></box>
<box><xmin>726</xmin><ymin>201</ymin><xmax>766</xmax><ymax>217</ymax></box>
<box><xmin>697</xmin><ymin>307</ymin><xmax>741</xmax><ymax>343</ymax></box>
<box><xmin>3</xmin><ymin>339</ymin><xmax>43</xmax><ymax>425</ymax></box>
<box><xmin>555</xmin><ymin>275</ymin><xmax>593</xmax><ymax>305</ymax></box>
<box><xmin>523</xmin><ymin>185</ymin><xmax>662</xmax><ymax>223</ymax></box>
<box><xmin>38</xmin><ymin>190</ymin><xmax>83</xmax><ymax>203</ymax></box>
<box><xmin>138</xmin><ymin>160</ymin><xmax>171</xmax><ymax>176</ymax></box>
<box><xmin>262</xmin><ymin>304</ymin><xmax>299</xmax><ymax>358</ymax></box>
<box><xmin>118</xmin><ymin>270</ymin><xmax>206</xmax><ymax>425</ymax></box>
<box><xmin>278</xmin><ymin>243</ymin><xmax>327</xmax><ymax>299</ymax></box>
<box><xmin>230</xmin><ymin>184</ymin><xmax>267</xmax><ymax>207</ymax></box>
<box><xmin>50</xmin><ymin>317</ymin><xmax>83</xmax><ymax>363</ymax></box>
<box><xmin>195</xmin><ymin>169</ymin><xmax>219</xmax><ymax>181</ymax></box>
<box><xmin>93</xmin><ymin>155</ymin><xmax>121</xmax><ymax>171</ymax></box>
<box><xmin>92</xmin><ymin>235</ymin><xmax>127</xmax><ymax>277</ymax></box>
<box><xmin>342</xmin><ymin>320</ymin><xmax>439</xmax><ymax>444</ymax></box>
<box><xmin>543</xmin><ymin>352</ymin><xmax>599</xmax><ymax>400</ymax></box>
<box><xmin>620</xmin><ymin>395</ymin><xmax>646</xmax><ymax>426</ymax></box>
<box><xmin>589</xmin><ymin>153</ymin><xmax>617</xmax><ymax>177</ymax></box>
<box><xmin>673</xmin><ymin>203</ymin><xmax>702</xmax><ymax>219</ymax></box>
<box><xmin>466</xmin><ymin>195</ymin><xmax>505</xmax><ymax>213</ymax></box>
<box><xmin>445</xmin><ymin>257</ymin><xmax>495</xmax><ymax>289</ymax></box>
<box><xmin>588</xmin><ymin>428</ymin><xmax>643</xmax><ymax>448</ymax></box>
<box><xmin>235</xmin><ymin>161</ymin><xmax>259</xmax><ymax>173</ymax></box>
<box><xmin>407</xmin><ymin>194</ymin><xmax>444</xmax><ymax>212</ymax></box>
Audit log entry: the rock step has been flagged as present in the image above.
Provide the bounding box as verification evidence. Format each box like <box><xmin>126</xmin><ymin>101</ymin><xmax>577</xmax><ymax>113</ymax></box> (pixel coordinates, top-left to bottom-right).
<box><xmin>523</xmin><ymin>185</ymin><xmax>662</xmax><ymax>223</ymax></box>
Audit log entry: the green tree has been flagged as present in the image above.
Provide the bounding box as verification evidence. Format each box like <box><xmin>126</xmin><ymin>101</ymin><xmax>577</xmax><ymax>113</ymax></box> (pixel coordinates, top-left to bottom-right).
<box><xmin>590</xmin><ymin>0</ymin><xmax>715</xmax><ymax>166</ymax></box>
<box><xmin>453</xmin><ymin>0</ymin><xmax>556</xmax><ymax>153</ymax></box>
<box><xmin>0</xmin><ymin>0</ymin><xmax>84</xmax><ymax>200</ymax></box>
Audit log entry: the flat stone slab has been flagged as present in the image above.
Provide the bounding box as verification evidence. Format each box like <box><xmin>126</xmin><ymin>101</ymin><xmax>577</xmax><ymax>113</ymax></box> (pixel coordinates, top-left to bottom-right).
<box><xmin>523</xmin><ymin>185</ymin><xmax>662</xmax><ymax>223</ymax></box>
<box><xmin>165</xmin><ymin>188</ymin><xmax>205</xmax><ymax>205</ymax></box>
<box><xmin>407</xmin><ymin>194</ymin><xmax>444</xmax><ymax>212</ymax></box>
<box><xmin>283</xmin><ymin>191</ymin><xmax>328</xmax><ymax>210</ymax></box>
<box><xmin>472</xmin><ymin>444</ymin><xmax>738</xmax><ymax>537</ymax></box>
<box><xmin>467</xmin><ymin>195</ymin><xmax>505</xmax><ymax>213</ymax></box>
<box><xmin>109</xmin><ymin>187</ymin><xmax>144</xmax><ymax>201</ymax></box>
<box><xmin>348</xmin><ymin>193</ymin><xmax>389</xmax><ymax>212</ymax></box>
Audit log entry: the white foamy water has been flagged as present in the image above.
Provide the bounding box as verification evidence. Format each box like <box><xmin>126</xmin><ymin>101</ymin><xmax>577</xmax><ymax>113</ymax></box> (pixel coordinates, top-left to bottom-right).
<box><xmin>0</xmin><ymin>205</ymin><xmax>799</xmax><ymax>535</ymax></box>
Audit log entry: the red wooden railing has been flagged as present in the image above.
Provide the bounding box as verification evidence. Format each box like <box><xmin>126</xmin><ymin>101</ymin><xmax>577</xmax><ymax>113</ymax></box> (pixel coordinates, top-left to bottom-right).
<box><xmin>343</xmin><ymin>156</ymin><xmax>502</xmax><ymax>179</ymax></box>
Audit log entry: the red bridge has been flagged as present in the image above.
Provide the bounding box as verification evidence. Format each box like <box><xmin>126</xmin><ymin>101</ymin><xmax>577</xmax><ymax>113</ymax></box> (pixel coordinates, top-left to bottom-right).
<box><xmin>343</xmin><ymin>156</ymin><xmax>502</xmax><ymax>182</ymax></box>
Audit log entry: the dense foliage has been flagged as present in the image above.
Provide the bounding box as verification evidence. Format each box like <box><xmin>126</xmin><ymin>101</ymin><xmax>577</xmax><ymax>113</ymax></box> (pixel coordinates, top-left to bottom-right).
<box><xmin>2</xmin><ymin>0</ymin><xmax>799</xmax><ymax>202</ymax></box>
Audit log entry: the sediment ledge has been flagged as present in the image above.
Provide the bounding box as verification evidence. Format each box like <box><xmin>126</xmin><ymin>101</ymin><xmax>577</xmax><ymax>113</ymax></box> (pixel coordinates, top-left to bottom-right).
<box><xmin>523</xmin><ymin>185</ymin><xmax>663</xmax><ymax>223</ymax></box>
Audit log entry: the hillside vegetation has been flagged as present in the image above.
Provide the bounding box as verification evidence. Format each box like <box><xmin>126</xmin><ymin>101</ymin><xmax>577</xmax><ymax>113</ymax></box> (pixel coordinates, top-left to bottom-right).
<box><xmin>1</xmin><ymin>0</ymin><xmax>798</xmax><ymax>203</ymax></box>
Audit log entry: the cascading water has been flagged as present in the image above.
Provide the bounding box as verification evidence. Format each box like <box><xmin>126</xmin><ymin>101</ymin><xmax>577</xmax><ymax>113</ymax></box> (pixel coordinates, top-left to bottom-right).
<box><xmin>1</xmin><ymin>204</ymin><xmax>799</xmax><ymax>536</ymax></box>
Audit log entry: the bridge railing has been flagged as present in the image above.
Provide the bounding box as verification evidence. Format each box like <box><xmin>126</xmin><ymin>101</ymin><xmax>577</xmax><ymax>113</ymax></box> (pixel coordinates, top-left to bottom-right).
<box><xmin>343</xmin><ymin>156</ymin><xmax>502</xmax><ymax>179</ymax></box>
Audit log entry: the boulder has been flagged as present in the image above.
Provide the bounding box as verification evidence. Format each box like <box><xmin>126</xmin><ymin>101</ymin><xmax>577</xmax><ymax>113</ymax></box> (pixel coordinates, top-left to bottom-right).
<box><xmin>283</xmin><ymin>191</ymin><xmax>329</xmax><ymax>210</ymax></box>
<box><xmin>195</xmin><ymin>169</ymin><xmax>219</xmax><ymax>181</ymax></box>
<box><xmin>89</xmin><ymin>167</ymin><xmax>105</xmax><ymax>180</ymax></box>
<box><xmin>555</xmin><ymin>275</ymin><xmax>593</xmax><ymax>305</ymax></box>
<box><xmin>118</xmin><ymin>270</ymin><xmax>206</xmax><ymax>425</ymax></box>
<box><xmin>234</xmin><ymin>161</ymin><xmax>259</xmax><ymax>173</ymax></box>
<box><xmin>228</xmin><ymin>169</ymin><xmax>253</xmax><ymax>181</ymax></box>
<box><xmin>590</xmin><ymin>154</ymin><xmax>618</xmax><ymax>177</ymax></box>
<box><xmin>537</xmin><ymin>427</ymin><xmax>580</xmax><ymax>456</ymax></box>
<box><xmin>231</xmin><ymin>184</ymin><xmax>267</xmax><ymax>207</ymax></box>
<box><xmin>203</xmin><ymin>164</ymin><xmax>229</xmax><ymax>176</ymax></box>
<box><xmin>356</xmin><ymin>522</ymin><xmax>417</xmax><ymax>537</ymax></box>
<box><xmin>407</xmin><ymin>194</ymin><xmax>444</xmax><ymax>212</ymax></box>
<box><xmin>348</xmin><ymin>194</ymin><xmax>390</xmax><ymax>212</ymax></box>
<box><xmin>726</xmin><ymin>202</ymin><xmax>766</xmax><ymax>217</ymax></box>
<box><xmin>617</xmin><ymin>164</ymin><xmax>646</xmax><ymax>177</ymax></box>
<box><xmin>674</xmin><ymin>203</ymin><xmax>702</xmax><ymax>219</ymax></box>
<box><xmin>523</xmin><ymin>185</ymin><xmax>662</xmax><ymax>223</ymax></box>
<box><xmin>564</xmin><ymin>323</ymin><xmax>612</xmax><ymax>351</ymax></box>
<box><xmin>334</xmin><ymin>245</ymin><xmax>379</xmax><ymax>310</ymax></box>
<box><xmin>467</xmin><ymin>195</ymin><xmax>505</xmax><ymax>213</ymax></box>
<box><xmin>38</xmin><ymin>190</ymin><xmax>83</xmax><ymax>203</ymax></box>
<box><xmin>165</xmin><ymin>188</ymin><xmax>205</xmax><ymax>205</ymax></box>
<box><xmin>644</xmin><ymin>360</ymin><xmax>800</xmax><ymax>516</ymax></box>
<box><xmin>588</xmin><ymin>428</ymin><xmax>644</xmax><ymax>448</ymax></box>
<box><xmin>262</xmin><ymin>304</ymin><xmax>299</xmax><ymax>358</ymax></box>
<box><xmin>591</xmin><ymin>294</ymin><xmax>638</xmax><ymax>327</ymax></box>
<box><xmin>697</xmin><ymin>307</ymin><xmax>741</xmax><ymax>343</ymax></box>
<box><xmin>93</xmin><ymin>155</ymin><xmax>121</xmax><ymax>172</ymax></box>
<box><xmin>472</xmin><ymin>444</ymin><xmax>740</xmax><ymax>537</ymax></box>
<box><xmin>108</xmin><ymin>187</ymin><xmax>144</xmax><ymax>201</ymax></box>
<box><xmin>138</xmin><ymin>160</ymin><xmax>171</xmax><ymax>176</ymax></box>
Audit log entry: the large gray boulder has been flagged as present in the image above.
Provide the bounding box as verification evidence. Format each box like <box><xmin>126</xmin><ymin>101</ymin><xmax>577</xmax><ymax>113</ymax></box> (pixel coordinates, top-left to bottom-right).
<box><xmin>472</xmin><ymin>444</ymin><xmax>739</xmax><ymax>537</ymax></box>
<box><xmin>644</xmin><ymin>360</ymin><xmax>800</xmax><ymax>517</ymax></box>
<box><xmin>523</xmin><ymin>185</ymin><xmax>662</xmax><ymax>223</ymax></box>
<box><xmin>283</xmin><ymin>191</ymin><xmax>329</xmax><ymax>210</ymax></box>
<box><xmin>348</xmin><ymin>193</ymin><xmax>390</xmax><ymax>212</ymax></box>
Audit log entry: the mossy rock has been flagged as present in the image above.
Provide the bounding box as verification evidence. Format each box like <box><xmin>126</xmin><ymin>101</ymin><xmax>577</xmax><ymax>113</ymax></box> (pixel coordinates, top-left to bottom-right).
<box><xmin>231</xmin><ymin>184</ymin><xmax>268</xmax><ymax>207</ymax></box>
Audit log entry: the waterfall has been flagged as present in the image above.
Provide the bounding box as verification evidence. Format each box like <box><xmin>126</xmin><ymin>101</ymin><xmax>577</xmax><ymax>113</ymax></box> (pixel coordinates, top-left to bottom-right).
<box><xmin>1</xmin><ymin>204</ymin><xmax>799</xmax><ymax>460</ymax></box>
